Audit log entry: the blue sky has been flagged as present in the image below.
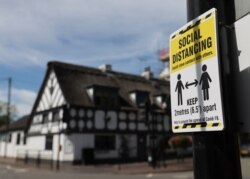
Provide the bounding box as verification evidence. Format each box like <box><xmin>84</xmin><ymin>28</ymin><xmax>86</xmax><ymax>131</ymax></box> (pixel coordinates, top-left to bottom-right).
<box><xmin>0</xmin><ymin>0</ymin><xmax>186</xmax><ymax>117</ymax></box>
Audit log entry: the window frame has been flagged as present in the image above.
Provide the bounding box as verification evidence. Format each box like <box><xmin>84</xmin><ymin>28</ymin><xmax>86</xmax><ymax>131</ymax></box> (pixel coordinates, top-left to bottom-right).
<box><xmin>45</xmin><ymin>135</ymin><xmax>53</xmax><ymax>150</ymax></box>
<box><xmin>93</xmin><ymin>86</ymin><xmax>119</xmax><ymax>109</ymax></box>
<box><xmin>23</xmin><ymin>136</ymin><xmax>27</xmax><ymax>145</ymax></box>
<box><xmin>8</xmin><ymin>134</ymin><xmax>12</xmax><ymax>143</ymax></box>
<box><xmin>52</xmin><ymin>110</ymin><xmax>60</xmax><ymax>122</ymax></box>
<box><xmin>42</xmin><ymin>113</ymin><xmax>49</xmax><ymax>123</ymax></box>
<box><xmin>16</xmin><ymin>133</ymin><xmax>21</xmax><ymax>145</ymax></box>
<box><xmin>95</xmin><ymin>135</ymin><xmax>116</xmax><ymax>151</ymax></box>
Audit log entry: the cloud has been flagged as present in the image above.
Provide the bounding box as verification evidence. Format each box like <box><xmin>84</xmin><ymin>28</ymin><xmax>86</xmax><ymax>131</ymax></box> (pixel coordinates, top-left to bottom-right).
<box><xmin>0</xmin><ymin>87</ymin><xmax>37</xmax><ymax>117</ymax></box>
<box><xmin>0</xmin><ymin>1</ymin><xmax>188</xmax><ymax>117</ymax></box>
<box><xmin>12</xmin><ymin>88</ymin><xmax>37</xmax><ymax>117</ymax></box>
<box><xmin>12</xmin><ymin>88</ymin><xmax>37</xmax><ymax>105</ymax></box>
<box><xmin>0</xmin><ymin>0</ymin><xmax>187</xmax><ymax>69</ymax></box>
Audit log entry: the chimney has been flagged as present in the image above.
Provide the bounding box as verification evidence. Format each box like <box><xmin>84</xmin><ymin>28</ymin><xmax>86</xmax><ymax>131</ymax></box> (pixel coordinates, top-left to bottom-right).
<box><xmin>141</xmin><ymin>67</ymin><xmax>154</xmax><ymax>79</ymax></box>
<box><xmin>99</xmin><ymin>64</ymin><xmax>112</xmax><ymax>72</ymax></box>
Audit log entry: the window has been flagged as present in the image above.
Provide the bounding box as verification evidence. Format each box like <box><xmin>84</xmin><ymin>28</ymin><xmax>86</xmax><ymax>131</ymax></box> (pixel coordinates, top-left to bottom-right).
<box><xmin>94</xmin><ymin>86</ymin><xmax>119</xmax><ymax>109</ymax></box>
<box><xmin>137</xmin><ymin>92</ymin><xmax>149</xmax><ymax>107</ymax></box>
<box><xmin>45</xmin><ymin>135</ymin><xmax>53</xmax><ymax>150</ymax></box>
<box><xmin>23</xmin><ymin>136</ymin><xmax>26</xmax><ymax>145</ymax></box>
<box><xmin>43</xmin><ymin>113</ymin><xmax>49</xmax><ymax>123</ymax></box>
<box><xmin>129</xmin><ymin>90</ymin><xmax>149</xmax><ymax>107</ymax></box>
<box><xmin>52</xmin><ymin>110</ymin><xmax>60</xmax><ymax>122</ymax></box>
<box><xmin>16</xmin><ymin>133</ymin><xmax>21</xmax><ymax>145</ymax></box>
<box><xmin>8</xmin><ymin>134</ymin><xmax>12</xmax><ymax>143</ymax></box>
<box><xmin>95</xmin><ymin>135</ymin><xmax>116</xmax><ymax>151</ymax></box>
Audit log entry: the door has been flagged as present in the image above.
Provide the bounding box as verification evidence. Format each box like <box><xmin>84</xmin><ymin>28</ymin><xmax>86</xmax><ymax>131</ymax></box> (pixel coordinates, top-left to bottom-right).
<box><xmin>137</xmin><ymin>134</ymin><xmax>147</xmax><ymax>160</ymax></box>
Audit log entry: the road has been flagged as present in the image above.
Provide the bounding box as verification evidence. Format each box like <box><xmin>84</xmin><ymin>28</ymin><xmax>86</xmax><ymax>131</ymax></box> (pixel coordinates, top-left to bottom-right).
<box><xmin>1</xmin><ymin>158</ymin><xmax>250</xmax><ymax>179</ymax></box>
<box><xmin>0</xmin><ymin>165</ymin><xmax>194</xmax><ymax>179</ymax></box>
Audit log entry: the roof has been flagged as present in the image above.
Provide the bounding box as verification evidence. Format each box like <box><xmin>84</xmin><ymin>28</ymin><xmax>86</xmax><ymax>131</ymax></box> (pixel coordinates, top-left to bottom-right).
<box><xmin>0</xmin><ymin>115</ymin><xmax>30</xmax><ymax>133</ymax></box>
<box><xmin>48</xmin><ymin>61</ymin><xmax>170</xmax><ymax>108</ymax></box>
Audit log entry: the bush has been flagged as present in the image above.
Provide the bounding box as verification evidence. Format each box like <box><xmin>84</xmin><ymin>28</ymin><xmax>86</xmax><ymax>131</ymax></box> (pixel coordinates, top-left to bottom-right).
<box><xmin>168</xmin><ymin>135</ymin><xmax>192</xmax><ymax>150</ymax></box>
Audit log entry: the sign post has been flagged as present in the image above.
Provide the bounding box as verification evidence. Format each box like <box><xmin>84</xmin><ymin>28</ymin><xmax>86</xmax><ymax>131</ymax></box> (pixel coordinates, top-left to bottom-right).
<box><xmin>170</xmin><ymin>8</ymin><xmax>224</xmax><ymax>133</ymax></box>
<box><xmin>182</xmin><ymin>1</ymin><xmax>243</xmax><ymax>179</ymax></box>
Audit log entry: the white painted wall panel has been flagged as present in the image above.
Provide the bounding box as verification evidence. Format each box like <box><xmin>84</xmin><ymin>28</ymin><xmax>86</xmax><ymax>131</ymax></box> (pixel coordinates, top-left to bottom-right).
<box><xmin>36</xmin><ymin>70</ymin><xmax>66</xmax><ymax>113</ymax></box>
<box><xmin>107</xmin><ymin>111</ymin><xmax>117</xmax><ymax>130</ymax></box>
<box><xmin>62</xmin><ymin>134</ymin><xmax>74</xmax><ymax>161</ymax></box>
<box><xmin>0</xmin><ymin>131</ymin><xmax>27</xmax><ymax>158</ymax></box>
<box><xmin>61</xmin><ymin>134</ymin><xmax>94</xmax><ymax>161</ymax></box>
<box><xmin>26</xmin><ymin>136</ymin><xmax>45</xmax><ymax>150</ymax></box>
<box><xmin>95</xmin><ymin>110</ymin><xmax>105</xmax><ymax>129</ymax></box>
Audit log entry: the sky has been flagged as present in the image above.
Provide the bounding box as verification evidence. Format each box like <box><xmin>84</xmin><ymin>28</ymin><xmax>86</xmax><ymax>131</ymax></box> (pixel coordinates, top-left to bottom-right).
<box><xmin>0</xmin><ymin>0</ymin><xmax>187</xmax><ymax>118</ymax></box>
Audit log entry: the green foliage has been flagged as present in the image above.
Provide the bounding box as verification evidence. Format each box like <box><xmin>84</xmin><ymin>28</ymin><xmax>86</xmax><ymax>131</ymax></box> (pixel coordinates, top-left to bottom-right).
<box><xmin>0</xmin><ymin>101</ymin><xmax>17</xmax><ymax>126</ymax></box>
<box><xmin>0</xmin><ymin>116</ymin><xmax>7</xmax><ymax>126</ymax></box>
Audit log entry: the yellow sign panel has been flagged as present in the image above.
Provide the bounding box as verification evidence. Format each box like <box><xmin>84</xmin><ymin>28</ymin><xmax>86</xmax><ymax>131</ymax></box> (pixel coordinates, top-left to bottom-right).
<box><xmin>170</xmin><ymin>10</ymin><xmax>217</xmax><ymax>73</ymax></box>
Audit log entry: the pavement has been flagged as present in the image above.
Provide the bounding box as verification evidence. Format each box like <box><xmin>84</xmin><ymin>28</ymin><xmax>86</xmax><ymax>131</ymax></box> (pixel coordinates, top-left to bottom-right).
<box><xmin>114</xmin><ymin>159</ymin><xmax>193</xmax><ymax>174</ymax></box>
<box><xmin>1</xmin><ymin>157</ymin><xmax>250</xmax><ymax>179</ymax></box>
<box><xmin>0</xmin><ymin>164</ymin><xmax>195</xmax><ymax>179</ymax></box>
<box><xmin>0</xmin><ymin>157</ymin><xmax>193</xmax><ymax>175</ymax></box>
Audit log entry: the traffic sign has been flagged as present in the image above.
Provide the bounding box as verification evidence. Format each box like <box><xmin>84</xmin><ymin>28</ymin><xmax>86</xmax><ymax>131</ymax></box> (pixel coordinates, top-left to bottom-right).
<box><xmin>169</xmin><ymin>8</ymin><xmax>224</xmax><ymax>133</ymax></box>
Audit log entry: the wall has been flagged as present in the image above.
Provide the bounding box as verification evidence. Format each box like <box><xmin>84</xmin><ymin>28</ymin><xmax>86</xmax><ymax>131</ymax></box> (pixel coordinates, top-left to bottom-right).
<box><xmin>61</xmin><ymin>133</ymin><xmax>138</xmax><ymax>162</ymax></box>
<box><xmin>0</xmin><ymin>131</ymin><xmax>26</xmax><ymax>158</ymax></box>
<box><xmin>61</xmin><ymin>134</ymin><xmax>94</xmax><ymax>162</ymax></box>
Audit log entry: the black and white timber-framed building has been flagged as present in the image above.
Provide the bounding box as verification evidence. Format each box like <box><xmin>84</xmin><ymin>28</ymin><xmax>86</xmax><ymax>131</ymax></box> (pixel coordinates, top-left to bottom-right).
<box><xmin>0</xmin><ymin>61</ymin><xmax>171</xmax><ymax>165</ymax></box>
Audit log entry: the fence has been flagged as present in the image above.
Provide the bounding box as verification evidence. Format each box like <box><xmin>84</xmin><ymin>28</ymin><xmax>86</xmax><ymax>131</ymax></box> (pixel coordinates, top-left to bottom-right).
<box><xmin>16</xmin><ymin>149</ymin><xmax>53</xmax><ymax>168</ymax></box>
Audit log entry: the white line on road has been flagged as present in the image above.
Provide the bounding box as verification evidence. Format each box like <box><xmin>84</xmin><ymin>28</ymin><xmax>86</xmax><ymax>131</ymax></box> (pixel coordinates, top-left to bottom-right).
<box><xmin>5</xmin><ymin>165</ymin><xmax>28</xmax><ymax>173</ymax></box>
<box><xmin>146</xmin><ymin>173</ymin><xmax>154</xmax><ymax>178</ymax></box>
<box><xmin>173</xmin><ymin>174</ymin><xmax>192</xmax><ymax>179</ymax></box>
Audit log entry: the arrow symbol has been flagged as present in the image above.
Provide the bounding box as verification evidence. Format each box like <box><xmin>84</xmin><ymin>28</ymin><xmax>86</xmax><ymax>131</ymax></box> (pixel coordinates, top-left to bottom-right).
<box><xmin>185</xmin><ymin>79</ymin><xmax>198</xmax><ymax>89</ymax></box>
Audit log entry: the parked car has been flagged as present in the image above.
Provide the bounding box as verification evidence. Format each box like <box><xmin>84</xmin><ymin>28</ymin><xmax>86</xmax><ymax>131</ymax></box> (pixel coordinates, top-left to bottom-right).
<box><xmin>240</xmin><ymin>145</ymin><xmax>250</xmax><ymax>157</ymax></box>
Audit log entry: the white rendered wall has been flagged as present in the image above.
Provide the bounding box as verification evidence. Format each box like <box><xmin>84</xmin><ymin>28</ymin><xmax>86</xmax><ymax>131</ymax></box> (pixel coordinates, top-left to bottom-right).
<box><xmin>61</xmin><ymin>133</ymin><xmax>138</xmax><ymax>162</ymax></box>
<box><xmin>0</xmin><ymin>132</ymin><xmax>140</xmax><ymax>162</ymax></box>
<box><xmin>61</xmin><ymin>134</ymin><xmax>94</xmax><ymax>162</ymax></box>
<box><xmin>0</xmin><ymin>135</ymin><xmax>6</xmax><ymax>156</ymax></box>
<box><xmin>0</xmin><ymin>131</ymin><xmax>27</xmax><ymax>158</ymax></box>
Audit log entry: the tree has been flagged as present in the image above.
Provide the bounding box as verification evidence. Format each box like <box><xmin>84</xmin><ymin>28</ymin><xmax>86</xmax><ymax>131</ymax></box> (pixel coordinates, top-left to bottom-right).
<box><xmin>0</xmin><ymin>100</ymin><xmax>17</xmax><ymax>127</ymax></box>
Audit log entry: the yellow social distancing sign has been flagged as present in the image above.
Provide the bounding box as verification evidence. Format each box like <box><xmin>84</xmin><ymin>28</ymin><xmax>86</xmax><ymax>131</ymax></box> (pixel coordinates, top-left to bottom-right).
<box><xmin>170</xmin><ymin>8</ymin><xmax>225</xmax><ymax>133</ymax></box>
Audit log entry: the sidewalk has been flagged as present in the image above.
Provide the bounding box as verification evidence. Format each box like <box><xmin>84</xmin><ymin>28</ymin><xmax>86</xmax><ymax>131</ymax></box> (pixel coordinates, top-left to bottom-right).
<box><xmin>0</xmin><ymin>157</ymin><xmax>193</xmax><ymax>174</ymax></box>
<box><xmin>114</xmin><ymin>158</ymin><xmax>193</xmax><ymax>174</ymax></box>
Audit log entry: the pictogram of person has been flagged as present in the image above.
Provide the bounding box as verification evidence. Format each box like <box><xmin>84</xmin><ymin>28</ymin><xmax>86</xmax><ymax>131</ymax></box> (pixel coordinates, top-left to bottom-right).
<box><xmin>199</xmin><ymin>64</ymin><xmax>212</xmax><ymax>101</ymax></box>
<box><xmin>175</xmin><ymin>74</ymin><xmax>184</xmax><ymax>106</ymax></box>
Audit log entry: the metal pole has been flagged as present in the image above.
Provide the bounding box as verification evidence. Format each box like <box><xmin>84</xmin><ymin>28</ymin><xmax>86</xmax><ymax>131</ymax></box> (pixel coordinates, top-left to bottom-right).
<box><xmin>7</xmin><ymin>78</ymin><xmax>11</xmax><ymax>125</ymax></box>
<box><xmin>4</xmin><ymin>77</ymin><xmax>11</xmax><ymax>158</ymax></box>
<box><xmin>187</xmin><ymin>0</ymin><xmax>242</xmax><ymax>179</ymax></box>
<box><xmin>152</xmin><ymin>112</ymin><xmax>156</xmax><ymax>169</ymax></box>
